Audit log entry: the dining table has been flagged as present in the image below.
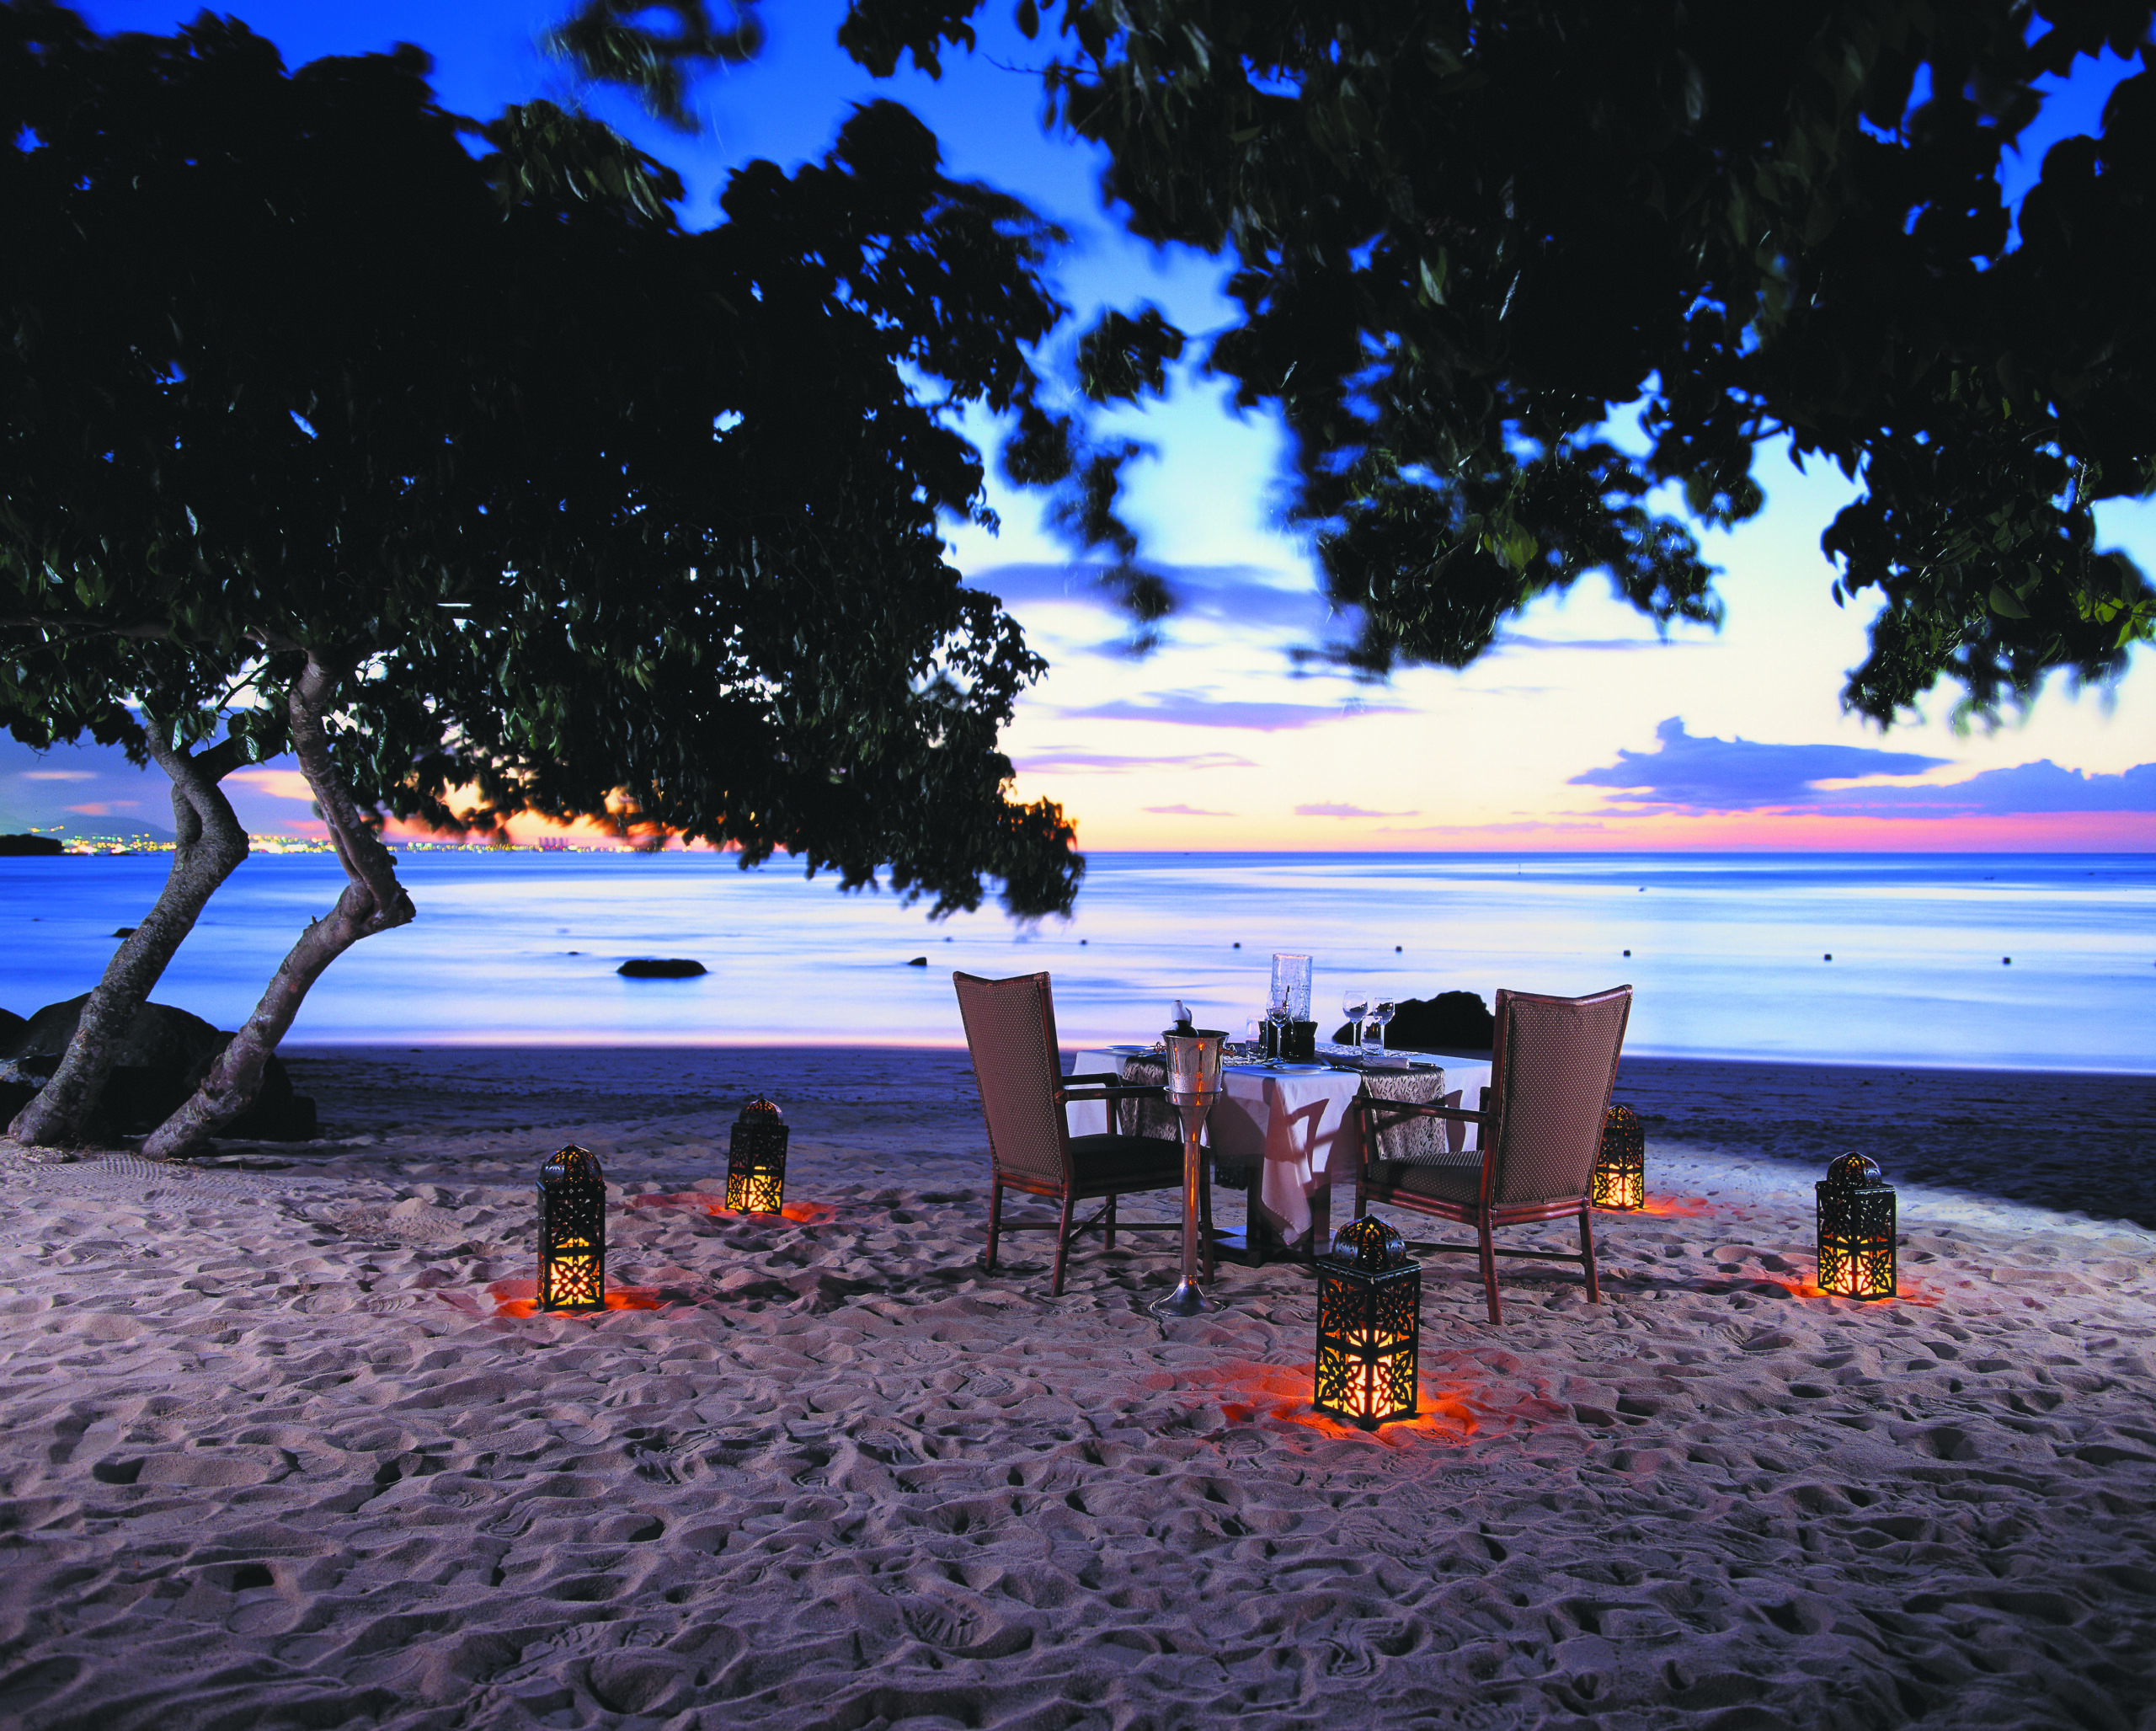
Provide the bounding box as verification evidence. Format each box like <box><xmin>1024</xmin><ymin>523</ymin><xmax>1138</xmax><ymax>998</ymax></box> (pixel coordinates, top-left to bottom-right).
<box><xmin>1065</xmin><ymin>1044</ymin><xmax>1496</xmax><ymax>1259</ymax></box>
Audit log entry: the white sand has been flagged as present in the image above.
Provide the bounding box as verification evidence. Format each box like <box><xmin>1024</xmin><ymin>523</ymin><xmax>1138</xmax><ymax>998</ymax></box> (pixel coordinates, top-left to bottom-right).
<box><xmin>1</xmin><ymin>1047</ymin><xmax>2153</xmax><ymax>1729</ymax></box>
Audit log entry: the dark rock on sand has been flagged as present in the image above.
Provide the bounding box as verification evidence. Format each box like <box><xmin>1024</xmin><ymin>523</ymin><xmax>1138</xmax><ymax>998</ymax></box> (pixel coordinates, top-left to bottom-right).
<box><xmin>617</xmin><ymin>958</ymin><xmax>707</xmax><ymax>978</ymax></box>
<box><xmin>0</xmin><ymin>1007</ymin><xmax>24</xmax><ymax>1047</ymax></box>
<box><xmin>1332</xmin><ymin>988</ymin><xmax>1495</xmax><ymax>1052</ymax></box>
<box><xmin>6</xmin><ymin>996</ymin><xmax>316</xmax><ymax>1141</ymax></box>
<box><xmin>0</xmin><ymin>833</ymin><xmax>64</xmax><ymax>856</ymax></box>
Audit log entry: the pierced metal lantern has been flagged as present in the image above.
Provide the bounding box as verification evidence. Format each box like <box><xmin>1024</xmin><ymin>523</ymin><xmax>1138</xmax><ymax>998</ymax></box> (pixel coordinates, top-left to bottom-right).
<box><xmin>1591</xmin><ymin>1103</ymin><xmax>1646</xmax><ymax>1210</ymax></box>
<box><xmin>536</xmin><ymin>1144</ymin><xmax>606</xmax><ymax>1312</ymax></box>
<box><xmin>1817</xmin><ymin>1152</ymin><xmax>1897</xmax><ymax>1300</ymax></box>
<box><xmin>726</xmin><ymin>1094</ymin><xmax>789</xmax><ymax>1215</ymax></box>
<box><xmin>1314</xmin><ymin>1215</ymin><xmax>1421</xmax><ymax>1429</ymax></box>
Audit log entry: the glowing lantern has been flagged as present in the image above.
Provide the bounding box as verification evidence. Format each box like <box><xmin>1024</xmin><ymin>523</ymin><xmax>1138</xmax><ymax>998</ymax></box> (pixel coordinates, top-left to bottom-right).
<box><xmin>536</xmin><ymin>1144</ymin><xmax>606</xmax><ymax>1312</ymax></box>
<box><xmin>726</xmin><ymin>1094</ymin><xmax>789</xmax><ymax>1215</ymax></box>
<box><xmin>1816</xmin><ymin>1152</ymin><xmax>1897</xmax><ymax>1300</ymax></box>
<box><xmin>1313</xmin><ymin>1215</ymin><xmax>1421</xmax><ymax>1429</ymax></box>
<box><xmin>1591</xmin><ymin>1103</ymin><xmax>1646</xmax><ymax>1210</ymax></box>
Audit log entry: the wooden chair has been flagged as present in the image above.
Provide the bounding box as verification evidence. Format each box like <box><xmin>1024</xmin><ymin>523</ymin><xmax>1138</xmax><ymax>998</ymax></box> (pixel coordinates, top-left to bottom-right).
<box><xmin>953</xmin><ymin>970</ymin><xmax>1205</xmax><ymax>1296</ymax></box>
<box><xmin>1353</xmin><ymin>985</ymin><xmax>1630</xmax><ymax>1323</ymax></box>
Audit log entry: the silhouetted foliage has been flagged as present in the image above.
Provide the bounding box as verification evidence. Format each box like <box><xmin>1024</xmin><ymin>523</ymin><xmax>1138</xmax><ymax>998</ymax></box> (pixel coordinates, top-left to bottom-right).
<box><xmin>0</xmin><ymin>4</ymin><xmax>1081</xmax><ymax>1146</ymax></box>
<box><xmin>827</xmin><ymin>0</ymin><xmax>2156</xmax><ymax>724</ymax></box>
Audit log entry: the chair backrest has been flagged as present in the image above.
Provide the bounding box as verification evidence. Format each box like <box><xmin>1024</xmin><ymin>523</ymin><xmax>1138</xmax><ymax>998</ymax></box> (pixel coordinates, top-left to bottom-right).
<box><xmin>953</xmin><ymin>971</ymin><xmax>1071</xmax><ymax>1190</ymax></box>
<box><xmin>1486</xmin><ymin>985</ymin><xmax>1631</xmax><ymax>1206</ymax></box>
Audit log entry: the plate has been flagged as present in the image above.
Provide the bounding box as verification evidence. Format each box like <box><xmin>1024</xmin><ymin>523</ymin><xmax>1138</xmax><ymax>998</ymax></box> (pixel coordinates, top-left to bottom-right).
<box><xmin>1102</xmin><ymin>1044</ymin><xmax>1158</xmax><ymax>1055</ymax></box>
<box><xmin>1270</xmin><ymin>1062</ymin><xmax>1331</xmax><ymax>1074</ymax></box>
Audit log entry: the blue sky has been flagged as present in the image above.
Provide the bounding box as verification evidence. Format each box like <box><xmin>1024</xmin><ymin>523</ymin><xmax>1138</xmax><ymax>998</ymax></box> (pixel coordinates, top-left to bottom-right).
<box><xmin>14</xmin><ymin>0</ymin><xmax>2149</xmax><ymax>852</ymax></box>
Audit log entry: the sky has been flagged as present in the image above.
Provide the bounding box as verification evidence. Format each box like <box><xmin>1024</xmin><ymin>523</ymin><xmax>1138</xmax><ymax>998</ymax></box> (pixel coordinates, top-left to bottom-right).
<box><xmin>10</xmin><ymin>0</ymin><xmax>2152</xmax><ymax>853</ymax></box>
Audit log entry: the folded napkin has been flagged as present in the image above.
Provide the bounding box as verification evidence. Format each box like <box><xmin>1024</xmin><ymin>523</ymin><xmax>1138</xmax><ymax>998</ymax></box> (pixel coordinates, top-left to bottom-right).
<box><xmin>1358</xmin><ymin>1067</ymin><xmax>1470</xmax><ymax>1165</ymax></box>
<box><xmin>1115</xmin><ymin>1055</ymin><xmax>1179</xmax><ymax>1142</ymax></box>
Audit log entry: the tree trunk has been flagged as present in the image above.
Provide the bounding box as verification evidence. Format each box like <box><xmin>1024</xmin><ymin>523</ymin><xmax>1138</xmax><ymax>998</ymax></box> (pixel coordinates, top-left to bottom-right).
<box><xmin>143</xmin><ymin>652</ymin><xmax>413</xmax><ymax>1158</ymax></box>
<box><xmin>8</xmin><ymin>731</ymin><xmax>252</xmax><ymax>1148</ymax></box>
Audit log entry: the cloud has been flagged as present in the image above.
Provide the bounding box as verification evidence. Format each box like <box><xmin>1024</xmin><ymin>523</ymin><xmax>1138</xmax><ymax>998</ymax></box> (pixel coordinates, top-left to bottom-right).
<box><xmin>1143</xmin><ymin>804</ymin><xmax>1235</xmax><ymax>817</ymax></box>
<box><xmin>1812</xmin><ymin>758</ymin><xmax>2156</xmax><ymax>818</ymax></box>
<box><xmin>1571</xmin><ymin>718</ymin><xmax>1946</xmax><ymax>810</ymax></box>
<box><xmin>1059</xmin><ymin>690</ymin><xmax>1409</xmax><ymax>731</ymax></box>
<box><xmin>1570</xmin><ymin>717</ymin><xmax>2156</xmax><ymax>818</ymax></box>
<box><xmin>227</xmin><ymin>768</ymin><xmax>317</xmax><ymax>801</ymax></box>
<box><xmin>1493</xmin><ymin>633</ymin><xmax>1707</xmax><ymax>654</ymax></box>
<box><xmin>19</xmin><ymin>769</ymin><xmax>94</xmax><ymax>782</ymax></box>
<box><xmin>1011</xmin><ymin>748</ymin><xmax>1257</xmax><ymax>775</ymax></box>
<box><xmin>1296</xmin><ymin>802</ymin><xmax>1419</xmax><ymax>819</ymax></box>
<box><xmin>967</xmin><ymin>561</ymin><xmax>1355</xmax><ymax>658</ymax></box>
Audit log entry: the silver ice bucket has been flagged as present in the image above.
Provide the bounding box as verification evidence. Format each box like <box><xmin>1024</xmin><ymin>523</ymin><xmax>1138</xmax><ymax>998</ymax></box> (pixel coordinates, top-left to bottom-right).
<box><xmin>1162</xmin><ymin>1028</ymin><xmax>1226</xmax><ymax>1098</ymax></box>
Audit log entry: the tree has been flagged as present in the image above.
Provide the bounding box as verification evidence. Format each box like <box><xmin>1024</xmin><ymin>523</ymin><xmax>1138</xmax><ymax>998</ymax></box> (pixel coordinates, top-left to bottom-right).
<box><xmin>1</xmin><ymin>5</ymin><xmax>1081</xmax><ymax>1152</ymax></box>
<box><xmin>620</xmin><ymin>0</ymin><xmax>2156</xmax><ymax>725</ymax></box>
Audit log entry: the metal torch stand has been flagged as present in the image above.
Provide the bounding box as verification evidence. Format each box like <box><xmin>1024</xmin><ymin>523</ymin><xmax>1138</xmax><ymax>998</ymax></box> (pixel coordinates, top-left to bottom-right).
<box><xmin>1151</xmin><ymin>1084</ymin><xmax>1223</xmax><ymax>1319</ymax></box>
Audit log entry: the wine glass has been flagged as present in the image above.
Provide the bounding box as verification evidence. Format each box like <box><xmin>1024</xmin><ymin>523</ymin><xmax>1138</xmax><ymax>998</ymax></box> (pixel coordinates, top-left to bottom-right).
<box><xmin>1367</xmin><ymin>996</ymin><xmax>1396</xmax><ymax>1055</ymax></box>
<box><xmin>1341</xmin><ymin>986</ymin><xmax>1369</xmax><ymax>1050</ymax></box>
<box><xmin>1266</xmin><ymin>993</ymin><xmax>1293</xmax><ymax>1066</ymax></box>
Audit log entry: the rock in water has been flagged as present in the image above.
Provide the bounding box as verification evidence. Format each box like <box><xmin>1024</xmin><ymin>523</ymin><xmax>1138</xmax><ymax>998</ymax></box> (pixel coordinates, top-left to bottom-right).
<box><xmin>906</xmin><ymin>957</ymin><xmax>928</xmax><ymax>967</ymax></box>
<box><xmin>1331</xmin><ymin>989</ymin><xmax>1496</xmax><ymax>1052</ymax></box>
<box><xmin>616</xmin><ymin>958</ymin><xmax>707</xmax><ymax>978</ymax></box>
<box><xmin>5</xmin><ymin>996</ymin><xmax>316</xmax><ymax>1141</ymax></box>
<box><xmin>0</xmin><ymin>833</ymin><xmax>63</xmax><ymax>856</ymax></box>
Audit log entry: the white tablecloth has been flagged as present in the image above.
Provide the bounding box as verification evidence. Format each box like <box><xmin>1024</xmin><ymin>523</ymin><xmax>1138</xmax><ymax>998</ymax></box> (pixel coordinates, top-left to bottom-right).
<box><xmin>1066</xmin><ymin>1048</ymin><xmax>1492</xmax><ymax>1242</ymax></box>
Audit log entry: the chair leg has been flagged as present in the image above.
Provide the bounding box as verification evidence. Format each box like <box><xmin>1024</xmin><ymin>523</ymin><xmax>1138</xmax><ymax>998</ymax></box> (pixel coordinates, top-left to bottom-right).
<box><xmin>1051</xmin><ymin>1191</ymin><xmax>1075</xmax><ymax>1297</ymax></box>
<box><xmin>1307</xmin><ymin>1178</ymin><xmax>1332</xmax><ymax>1264</ymax></box>
<box><xmin>1579</xmin><ymin>1205</ymin><xmax>1600</xmax><ymax>1303</ymax></box>
<box><xmin>1246</xmin><ymin>1161</ymin><xmax>1264</xmax><ymax>1269</ymax></box>
<box><xmin>985</xmin><ymin>1183</ymin><xmax>1002</xmax><ymax>1272</ymax></box>
<box><xmin>1479</xmin><ymin>1215</ymin><xmax>1502</xmax><ymax>1324</ymax></box>
<box><xmin>1103</xmin><ymin>1192</ymin><xmax>1117</xmax><ymax>1251</ymax></box>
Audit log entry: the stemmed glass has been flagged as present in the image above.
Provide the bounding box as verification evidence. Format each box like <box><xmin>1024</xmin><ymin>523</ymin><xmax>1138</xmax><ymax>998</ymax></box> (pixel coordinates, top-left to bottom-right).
<box><xmin>1341</xmin><ymin>986</ymin><xmax>1369</xmax><ymax>1050</ymax></box>
<box><xmin>1367</xmin><ymin>996</ymin><xmax>1397</xmax><ymax>1055</ymax></box>
<box><xmin>1266</xmin><ymin>993</ymin><xmax>1293</xmax><ymax>1066</ymax></box>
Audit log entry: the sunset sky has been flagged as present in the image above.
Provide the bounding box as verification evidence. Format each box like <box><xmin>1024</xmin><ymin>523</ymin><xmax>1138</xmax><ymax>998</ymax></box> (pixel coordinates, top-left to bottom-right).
<box><xmin>8</xmin><ymin>0</ymin><xmax>2151</xmax><ymax>853</ymax></box>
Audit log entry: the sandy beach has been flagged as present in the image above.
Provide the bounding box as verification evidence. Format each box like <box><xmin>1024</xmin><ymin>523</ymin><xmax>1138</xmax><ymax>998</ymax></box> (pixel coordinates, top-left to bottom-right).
<box><xmin>2</xmin><ymin>1045</ymin><xmax>2153</xmax><ymax>1729</ymax></box>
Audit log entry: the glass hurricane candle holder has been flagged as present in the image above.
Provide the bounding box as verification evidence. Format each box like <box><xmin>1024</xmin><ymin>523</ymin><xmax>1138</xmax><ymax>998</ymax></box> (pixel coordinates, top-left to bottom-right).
<box><xmin>537</xmin><ymin>1144</ymin><xmax>606</xmax><ymax>1312</ymax></box>
<box><xmin>726</xmin><ymin>1094</ymin><xmax>790</xmax><ymax>1215</ymax></box>
<box><xmin>1591</xmin><ymin>1103</ymin><xmax>1646</xmax><ymax>1210</ymax></box>
<box><xmin>1816</xmin><ymin>1151</ymin><xmax>1897</xmax><ymax>1299</ymax></box>
<box><xmin>1313</xmin><ymin>1215</ymin><xmax>1421</xmax><ymax>1429</ymax></box>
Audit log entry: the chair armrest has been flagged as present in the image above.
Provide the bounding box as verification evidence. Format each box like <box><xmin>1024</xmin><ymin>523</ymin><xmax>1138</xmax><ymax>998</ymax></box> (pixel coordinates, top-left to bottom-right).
<box><xmin>1057</xmin><ymin>1084</ymin><xmax>1167</xmax><ymax>1103</ymax></box>
<box><xmin>1357</xmin><ymin>1099</ymin><xmax>1486</xmax><ymax>1125</ymax></box>
<box><xmin>1064</xmin><ymin>1071</ymin><xmax>1125</xmax><ymax>1085</ymax></box>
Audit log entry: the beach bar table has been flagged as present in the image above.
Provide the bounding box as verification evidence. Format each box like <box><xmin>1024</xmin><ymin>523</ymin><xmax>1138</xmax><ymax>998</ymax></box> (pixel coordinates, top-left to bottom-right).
<box><xmin>1068</xmin><ymin>1048</ymin><xmax>1493</xmax><ymax>1257</ymax></box>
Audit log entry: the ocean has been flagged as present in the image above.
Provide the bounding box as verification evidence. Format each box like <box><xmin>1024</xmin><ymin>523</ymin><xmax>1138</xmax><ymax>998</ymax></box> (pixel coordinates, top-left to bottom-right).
<box><xmin>0</xmin><ymin>851</ymin><xmax>2149</xmax><ymax>1072</ymax></box>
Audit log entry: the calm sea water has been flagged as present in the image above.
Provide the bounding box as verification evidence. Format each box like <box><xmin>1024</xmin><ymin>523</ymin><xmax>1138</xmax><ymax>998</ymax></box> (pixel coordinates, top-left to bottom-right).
<box><xmin>0</xmin><ymin>852</ymin><xmax>2148</xmax><ymax>1071</ymax></box>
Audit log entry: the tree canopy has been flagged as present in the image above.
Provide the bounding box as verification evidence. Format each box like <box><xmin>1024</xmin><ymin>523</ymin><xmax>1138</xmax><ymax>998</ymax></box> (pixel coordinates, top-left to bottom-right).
<box><xmin>1</xmin><ymin>3</ymin><xmax>1084</xmax><ymax>1145</ymax></box>
<box><xmin>597</xmin><ymin>0</ymin><xmax>2156</xmax><ymax>726</ymax></box>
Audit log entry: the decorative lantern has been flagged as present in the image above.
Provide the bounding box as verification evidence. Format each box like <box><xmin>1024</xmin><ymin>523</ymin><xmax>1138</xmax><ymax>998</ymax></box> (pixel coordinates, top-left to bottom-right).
<box><xmin>726</xmin><ymin>1094</ymin><xmax>789</xmax><ymax>1215</ymax></box>
<box><xmin>1591</xmin><ymin>1103</ymin><xmax>1646</xmax><ymax>1210</ymax></box>
<box><xmin>1816</xmin><ymin>1152</ymin><xmax>1897</xmax><ymax>1300</ymax></box>
<box><xmin>536</xmin><ymin>1144</ymin><xmax>606</xmax><ymax>1312</ymax></box>
<box><xmin>1313</xmin><ymin>1215</ymin><xmax>1421</xmax><ymax>1429</ymax></box>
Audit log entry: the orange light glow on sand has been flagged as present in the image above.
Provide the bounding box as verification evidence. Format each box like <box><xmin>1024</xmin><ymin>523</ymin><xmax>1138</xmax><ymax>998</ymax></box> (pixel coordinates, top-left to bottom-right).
<box><xmin>1749</xmin><ymin>1272</ymin><xmax>1937</xmax><ymax>1307</ymax></box>
<box><xmin>1639</xmin><ymin>1195</ymin><xmax>1720</xmax><ymax>1219</ymax></box>
<box><xmin>627</xmin><ymin>1191</ymin><xmax>835</xmax><ymax>1226</ymax></box>
<box><xmin>484</xmin><ymin>1278</ymin><xmax>667</xmax><ymax>1318</ymax></box>
<box><xmin>1167</xmin><ymin>1358</ymin><xmax>1566</xmax><ymax>1447</ymax></box>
